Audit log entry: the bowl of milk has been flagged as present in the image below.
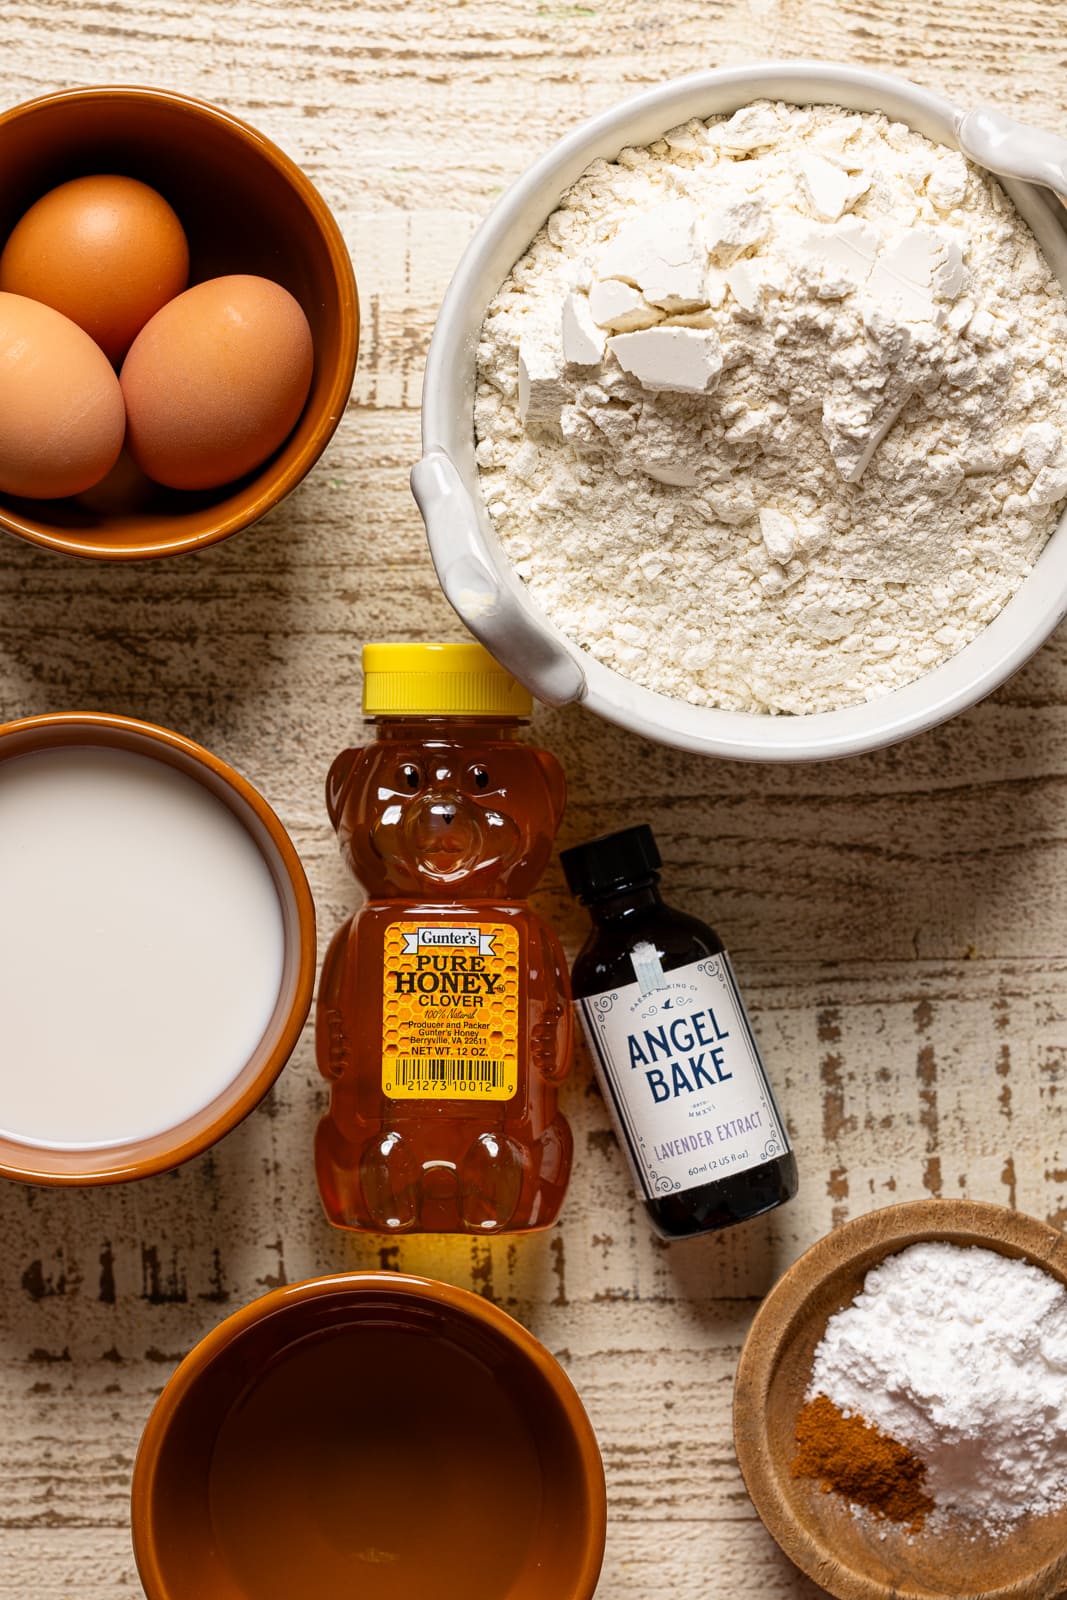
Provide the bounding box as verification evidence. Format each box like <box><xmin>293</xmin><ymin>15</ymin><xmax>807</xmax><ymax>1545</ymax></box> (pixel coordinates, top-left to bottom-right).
<box><xmin>0</xmin><ymin>711</ymin><xmax>315</xmax><ymax>1183</ymax></box>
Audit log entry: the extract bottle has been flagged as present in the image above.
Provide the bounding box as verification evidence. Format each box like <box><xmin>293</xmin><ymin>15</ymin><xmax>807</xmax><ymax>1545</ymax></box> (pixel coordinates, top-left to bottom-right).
<box><xmin>562</xmin><ymin>823</ymin><xmax>797</xmax><ymax>1240</ymax></box>
<box><xmin>315</xmin><ymin>642</ymin><xmax>574</xmax><ymax>1235</ymax></box>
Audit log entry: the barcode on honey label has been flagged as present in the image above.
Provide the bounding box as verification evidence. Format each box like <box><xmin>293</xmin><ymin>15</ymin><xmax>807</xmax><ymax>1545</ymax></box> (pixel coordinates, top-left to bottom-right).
<box><xmin>382</xmin><ymin>922</ymin><xmax>519</xmax><ymax>1101</ymax></box>
<box><xmin>390</xmin><ymin>1058</ymin><xmax>508</xmax><ymax>1093</ymax></box>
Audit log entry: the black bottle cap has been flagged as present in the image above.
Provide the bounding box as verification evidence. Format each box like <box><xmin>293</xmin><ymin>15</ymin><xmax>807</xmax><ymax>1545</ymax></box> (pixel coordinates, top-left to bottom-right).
<box><xmin>560</xmin><ymin>824</ymin><xmax>662</xmax><ymax>901</ymax></box>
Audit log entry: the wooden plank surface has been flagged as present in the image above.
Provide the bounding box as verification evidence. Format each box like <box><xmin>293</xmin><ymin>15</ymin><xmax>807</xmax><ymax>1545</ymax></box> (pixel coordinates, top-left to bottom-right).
<box><xmin>1</xmin><ymin>1</ymin><xmax>1066</xmax><ymax>1594</ymax></box>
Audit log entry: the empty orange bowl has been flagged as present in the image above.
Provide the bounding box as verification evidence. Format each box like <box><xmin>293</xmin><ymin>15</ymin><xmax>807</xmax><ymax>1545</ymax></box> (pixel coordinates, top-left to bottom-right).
<box><xmin>132</xmin><ymin>1272</ymin><xmax>607</xmax><ymax>1600</ymax></box>
<box><xmin>0</xmin><ymin>85</ymin><xmax>358</xmax><ymax>559</ymax></box>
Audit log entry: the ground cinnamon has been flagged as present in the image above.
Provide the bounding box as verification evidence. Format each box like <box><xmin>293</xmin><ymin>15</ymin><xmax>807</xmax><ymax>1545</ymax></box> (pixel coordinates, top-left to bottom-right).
<box><xmin>792</xmin><ymin>1393</ymin><xmax>934</xmax><ymax>1530</ymax></box>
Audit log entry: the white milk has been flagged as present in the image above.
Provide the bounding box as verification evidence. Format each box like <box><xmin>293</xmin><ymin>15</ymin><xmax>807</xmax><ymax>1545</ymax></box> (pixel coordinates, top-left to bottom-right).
<box><xmin>0</xmin><ymin>746</ymin><xmax>287</xmax><ymax>1148</ymax></box>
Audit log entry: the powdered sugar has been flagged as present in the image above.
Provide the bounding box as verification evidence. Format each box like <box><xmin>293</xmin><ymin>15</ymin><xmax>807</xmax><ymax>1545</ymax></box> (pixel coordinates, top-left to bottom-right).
<box><xmin>474</xmin><ymin>102</ymin><xmax>1067</xmax><ymax>714</ymax></box>
<box><xmin>808</xmin><ymin>1241</ymin><xmax>1067</xmax><ymax>1530</ymax></box>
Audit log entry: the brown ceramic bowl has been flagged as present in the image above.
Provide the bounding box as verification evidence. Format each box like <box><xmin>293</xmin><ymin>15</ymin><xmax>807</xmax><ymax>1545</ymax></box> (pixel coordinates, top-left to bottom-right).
<box><xmin>733</xmin><ymin>1199</ymin><xmax>1067</xmax><ymax>1600</ymax></box>
<box><xmin>132</xmin><ymin>1271</ymin><xmax>607</xmax><ymax>1600</ymax></box>
<box><xmin>0</xmin><ymin>712</ymin><xmax>316</xmax><ymax>1183</ymax></box>
<box><xmin>0</xmin><ymin>85</ymin><xmax>358</xmax><ymax>559</ymax></box>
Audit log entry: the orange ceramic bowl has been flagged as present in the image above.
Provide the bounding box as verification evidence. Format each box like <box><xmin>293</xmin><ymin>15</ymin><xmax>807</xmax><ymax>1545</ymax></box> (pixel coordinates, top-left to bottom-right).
<box><xmin>0</xmin><ymin>85</ymin><xmax>358</xmax><ymax>559</ymax></box>
<box><xmin>132</xmin><ymin>1272</ymin><xmax>607</xmax><ymax>1600</ymax></box>
<box><xmin>0</xmin><ymin>712</ymin><xmax>316</xmax><ymax>1183</ymax></box>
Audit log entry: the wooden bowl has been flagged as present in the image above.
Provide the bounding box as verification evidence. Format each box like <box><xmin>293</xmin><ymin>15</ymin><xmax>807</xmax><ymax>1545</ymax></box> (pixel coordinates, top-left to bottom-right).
<box><xmin>0</xmin><ymin>86</ymin><xmax>358</xmax><ymax>560</ymax></box>
<box><xmin>132</xmin><ymin>1273</ymin><xmax>607</xmax><ymax>1600</ymax></box>
<box><xmin>734</xmin><ymin>1199</ymin><xmax>1067</xmax><ymax>1600</ymax></box>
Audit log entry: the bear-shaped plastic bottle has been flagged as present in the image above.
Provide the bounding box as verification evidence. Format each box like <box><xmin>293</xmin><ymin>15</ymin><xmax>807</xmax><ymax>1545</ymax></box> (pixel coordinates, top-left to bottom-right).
<box><xmin>316</xmin><ymin>642</ymin><xmax>574</xmax><ymax>1234</ymax></box>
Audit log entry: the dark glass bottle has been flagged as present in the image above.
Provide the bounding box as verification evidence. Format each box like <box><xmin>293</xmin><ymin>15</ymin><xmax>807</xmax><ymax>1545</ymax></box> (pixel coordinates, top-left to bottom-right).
<box><xmin>562</xmin><ymin>824</ymin><xmax>797</xmax><ymax>1240</ymax></box>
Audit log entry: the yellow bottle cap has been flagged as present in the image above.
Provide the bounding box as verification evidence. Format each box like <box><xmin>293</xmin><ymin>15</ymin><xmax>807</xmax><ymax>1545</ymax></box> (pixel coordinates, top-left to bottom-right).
<box><xmin>361</xmin><ymin>642</ymin><xmax>533</xmax><ymax>717</ymax></box>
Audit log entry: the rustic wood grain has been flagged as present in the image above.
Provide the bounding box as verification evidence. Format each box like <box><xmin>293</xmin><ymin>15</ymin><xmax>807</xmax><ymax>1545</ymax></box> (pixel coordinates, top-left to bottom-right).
<box><xmin>2</xmin><ymin>1</ymin><xmax>1067</xmax><ymax>1595</ymax></box>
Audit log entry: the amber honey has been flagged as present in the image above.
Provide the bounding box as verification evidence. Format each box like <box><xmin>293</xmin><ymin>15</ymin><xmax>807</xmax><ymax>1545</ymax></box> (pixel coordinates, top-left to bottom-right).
<box><xmin>208</xmin><ymin>1324</ymin><xmax>544</xmax><ymax>1598</ymax></box>
<box><xmin>315</xmin><ymin>643</ymin><xmax>574</xmax><ymax>1234</ymax></box>
<box><xmin>132</xmin><ymin>1276</ymin><xmax>607</xmax><ymax>1600</ymax></box>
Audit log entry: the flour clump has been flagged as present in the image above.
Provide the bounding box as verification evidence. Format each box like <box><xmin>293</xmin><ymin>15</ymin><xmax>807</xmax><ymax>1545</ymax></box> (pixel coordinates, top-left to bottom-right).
<box><xmin>475</xmin><ymin>103</ymin><xmax>1067</xmax><ymax>714</ymax></box>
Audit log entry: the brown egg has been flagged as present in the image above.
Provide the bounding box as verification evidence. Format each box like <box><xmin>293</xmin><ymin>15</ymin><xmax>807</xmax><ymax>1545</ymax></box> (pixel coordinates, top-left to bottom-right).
<box><xmin>0</xmin><ymin>174</ymin><xmax>189</xmax><ymax>363</ymax></box>
<box><xmin>0</xmin><ymin>292</ymin><xmax>125</xmax><ymax>498</ymax></box>
<box><xmin>76</xmin><ymin>449</ymin><xmax>157</xmax><ymax>515</ymax></box>
<box><xmin>120</xmin><ymin>275</ymin><xmax>314</xmax><ymax>491</ymax></box>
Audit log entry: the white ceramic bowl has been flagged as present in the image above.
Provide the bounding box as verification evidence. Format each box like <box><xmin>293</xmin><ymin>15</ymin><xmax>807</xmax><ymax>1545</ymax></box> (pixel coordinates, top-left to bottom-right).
<box><xmin>413</xmin><ymin>62</ymin><xmax>1067</xmax><ymax>761</ymax></box>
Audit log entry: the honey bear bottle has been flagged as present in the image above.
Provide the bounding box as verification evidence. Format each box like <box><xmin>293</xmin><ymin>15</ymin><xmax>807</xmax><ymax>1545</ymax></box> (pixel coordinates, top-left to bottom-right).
<box><xmin>563</xmin><ymin>824</ymin><xmax>797</xmax><ymax>1240</ymax></box>
<box><xmin>316</xmin><ymin>642</ymin><xmax>574</xmax><ymax>1235</ymax></box>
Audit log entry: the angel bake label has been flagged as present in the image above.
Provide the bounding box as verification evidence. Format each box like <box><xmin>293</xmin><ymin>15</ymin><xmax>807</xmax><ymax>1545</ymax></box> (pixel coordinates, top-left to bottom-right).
<box><xmin>576</xmin><ymin>952</ymin><xmax>790</xmax><ymax>1199</ymax></box>
<box><xmin>381</xmin><ymin>922</ymin><xmax>519</xmax><ymax>1101</ymax></box>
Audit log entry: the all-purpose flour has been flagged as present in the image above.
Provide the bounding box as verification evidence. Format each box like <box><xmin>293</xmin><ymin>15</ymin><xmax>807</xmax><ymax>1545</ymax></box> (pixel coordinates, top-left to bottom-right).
<box><xmin>475</xmin><ymin>103</ymin><xmax>1067</xmax><ymax>714</ymax></box>
<box><xmin>808</xmin><ymin>1241</ymin><xmax>1067</xmax><ymax>1529</ymax></box>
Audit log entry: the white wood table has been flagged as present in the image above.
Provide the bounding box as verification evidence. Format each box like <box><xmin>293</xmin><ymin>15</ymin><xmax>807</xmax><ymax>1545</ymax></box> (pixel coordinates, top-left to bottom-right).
<box><xmin>1</xmin><ymin>2</ymin><xmax>1065</xmax><ymax>1594</ymax></box>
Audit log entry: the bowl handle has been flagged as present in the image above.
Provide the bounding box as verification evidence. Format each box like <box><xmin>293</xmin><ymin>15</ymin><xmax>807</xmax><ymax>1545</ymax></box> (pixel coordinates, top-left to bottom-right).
<box><xmin>411</xmin><ymin>448</ymin><xmax>586</xmax><ymax>707</ymax></box>
<box><xmin>956</xmin><ymin>107</ymin><xmax>1067</xmax><ymax>207</ymax></box>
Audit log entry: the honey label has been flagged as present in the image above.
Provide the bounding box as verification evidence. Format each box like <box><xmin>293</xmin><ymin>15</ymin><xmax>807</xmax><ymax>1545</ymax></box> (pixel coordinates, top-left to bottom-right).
<box><xmin>382</xmin><ymin>922</ymin><xmax>519</xmax><ymax>1100</ymax></box>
